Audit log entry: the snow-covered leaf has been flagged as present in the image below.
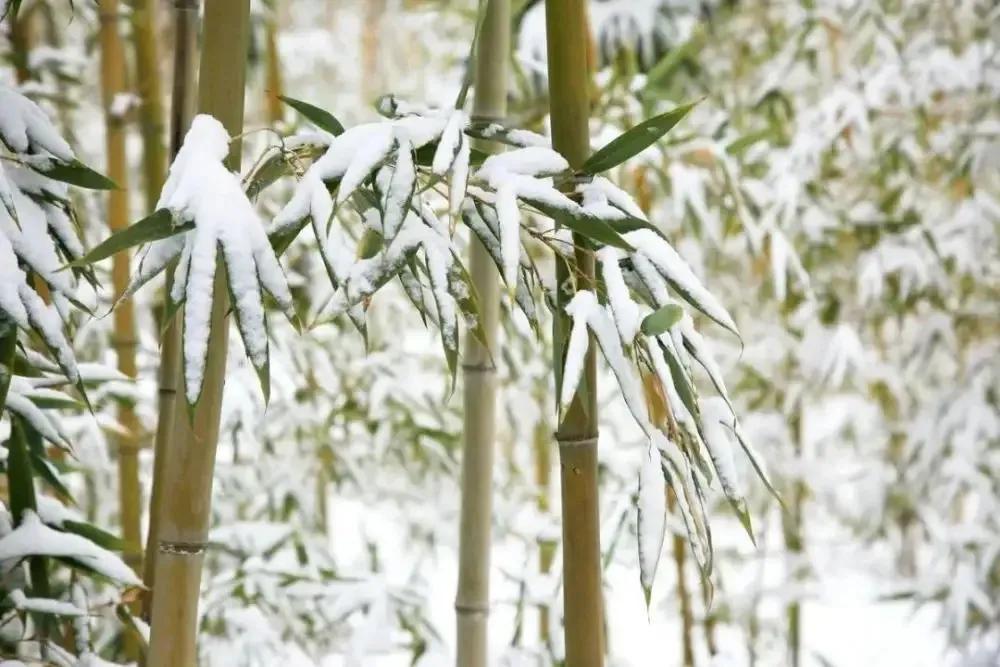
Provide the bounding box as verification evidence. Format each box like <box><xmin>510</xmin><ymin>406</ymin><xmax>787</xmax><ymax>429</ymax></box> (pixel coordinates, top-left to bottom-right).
<box><xmin>637</xmin><ymin>445</ymin><xmax>666</xmax><ymax>608</ymax></box>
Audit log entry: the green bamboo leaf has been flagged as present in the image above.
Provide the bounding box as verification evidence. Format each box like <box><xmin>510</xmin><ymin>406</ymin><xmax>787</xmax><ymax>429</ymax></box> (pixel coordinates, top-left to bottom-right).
<box><xmin>640</xmin><ymin>304</ymin><xmax>683</xmax><ymax>336</ymax></box>
<box><xmin>67</xmin><ymin>209</ymin><xmax>183</xmax><ymax>268</ymax></box>
<box><xmin>582</xmin><ymin>102</ymin><xmax>699</xmax><ymax>174</ymax></box>
<box><xmin>526</xmin><ymin>197</ymin><xmax>634</xmax><ymax>251</ymax></box>
<box><xmin>30</xmin><ymin>159</ymin><xmax>118</xmax><ymax>190</ymax></box>
<box><xmin>6</xmin><ymin>416</ymin><xmax>37</xmax><ymax>524</ymax></box>
<box><xmin>1</xmin><ymin>0</ymin><xmax>23</xmax><ymax>21</ymax></box>
<box><xmin>657</xmin><ymin>337</ymin><xmax>699</xmax><ymax>422</ymax></box>
<box><xmin>279</xmin><ymin>95</ymin><xmax>344</xmax><ymax>136</ymax></box>
<box><xmin>61</xmin><ymin>520</ymin><xmax>126</xmax><ymax>551</ymax></box>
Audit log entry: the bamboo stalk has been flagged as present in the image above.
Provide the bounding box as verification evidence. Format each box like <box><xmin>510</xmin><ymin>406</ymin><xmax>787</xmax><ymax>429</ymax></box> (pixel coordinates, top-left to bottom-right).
<box><xmin>145</xmin><ymin>0</ymin><xmax>250</xmax><ymax>663</ymax></box>
<box><xmin>544</xmin><ymin>1</ymin><xmax>603</xmax><ymax>664</ymax></box>
<box><xmin>98</xmin><ymin>0</ymin><xmax>144</xmax><ymax>585</ymax></box>
<box><xmin>129</xmin><ymin>0</ymin><xmax>167</xmax><ymax>215</ymax></box>
<box><xmin>141</xmin><ymin>0</ymin><xmax>199</xmax><ymax>622</ymax></box>
<box><xmin>782</xmin><ymin>407</ymin><xmax>805</xmax><ymax>667</ymax></box>
<box><xmin>533</xmin><ymin>406</ymin><xmax>555</xmax><ymax>649</ymax></box>
<box><xmin>263</xmin><ymin>1</ymin><xmax>284</xmax><ymax>124</ymax></box>
<box><xmin>455</xmin><ymin>3</ymin><xmax>509</xmax><ymax>664</ymax></box>
<box><xmin>668</xmin><ymin>489</ymin><xmax>695</xmax><ymax>667</ymax></box>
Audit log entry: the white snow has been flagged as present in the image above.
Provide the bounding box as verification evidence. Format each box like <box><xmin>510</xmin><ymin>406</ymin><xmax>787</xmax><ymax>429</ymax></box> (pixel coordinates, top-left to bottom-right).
<box><xmin>0</xmin><ymin>85</ymin><xmax>75</xmax><ymax>161</ymax></box>
<box><xmin>636</xmin><ymin>444</ymin><xmax>666</xmax><ymax>598</ymax></box>
<box><xmin>0</xmin><ymin>511</ymin><xmax>141</xmax><ymax>586</ymax></box>
<box><xmin>140</xmin><ymin>114</ymin><xmax>295</xmax><ymax>403</ymax></box>
<box><xmin>431</xmin><ymin>109</ymin><xmax>468</xmax><ymax>176</ymax></box>
<box><xmin>599</xmin><ymin>246</ymin><xmax>641</xmax><ymax>344</ymax></box>
<box><xmin>624</xmin><ymin>229</ymin><xmax>739</xmax><ymax>335</ymax></box>
<box><xmin>7</xmin><ymin>589</ymin><xmax>86</xmax><ymax>617</ymax></box>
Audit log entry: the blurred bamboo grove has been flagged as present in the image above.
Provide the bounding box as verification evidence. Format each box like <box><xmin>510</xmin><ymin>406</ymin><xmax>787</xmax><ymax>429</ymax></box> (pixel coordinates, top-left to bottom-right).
<box><xmin>0</xmin><ymin>1</ymin><xmax>997</xmax><ymax>666</ymax></box>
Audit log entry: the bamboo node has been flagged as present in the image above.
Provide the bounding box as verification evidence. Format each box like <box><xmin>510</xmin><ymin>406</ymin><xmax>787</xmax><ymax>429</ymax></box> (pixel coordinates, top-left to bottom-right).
<box><xmin>461</xmin><ymin>361</ymin><xmax>496</xmax><ymax>373</ymax></box>
<box><xmin>158</xmin><ymin>540</ymin><xmax>206</xmax><ymax>555</ymax></box>
<box><xmin>454</xmin><ymin>601</ymin><xmax>491</xmax><ymax>615</ymax></box>
<box><xmin>556</xmin><ymin>435</ymin><xmax>599</xmax><ymax>448</ymax></box>
<box><xmin>470</xmin><ymin>113</ymin><xmax>506</xmax><ymax>123</ymax></box>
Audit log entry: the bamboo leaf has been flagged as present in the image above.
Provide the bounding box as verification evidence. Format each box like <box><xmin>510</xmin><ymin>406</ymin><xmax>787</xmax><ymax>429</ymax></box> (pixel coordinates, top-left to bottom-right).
<box><xmin>637</xmin><ymin>446</ymin><xmax>666</xmax><ymax>610</ymax></box>
<box><xmin>68</xmin><ymin>209</ymin><xmax>182</xmax><ymax>268</ymax></box>
<box><xmin>279</xmin><ymin>95</ymin><xmax>344</xmax><ymax>135</ymax></box>
<box><xmin>582</xmin><ymin>102</ymin><xmax>699</xmax><ymax>174</ymax></box>
<box><xmin>640</xmin><ymin>304</ymin><xmax>683</xmax><ymax>337</ymax></box>
<box><xmin>29</xmin><ymin>159</ymin><xmax>118</xmax><ymax>190</ymax></box>
<box><xmin>526</xmin><ymin>197</ymin><xmax>634</xmax><ymax>251</ymax></box>
<box><xmin>62</xmin><ymin>520</ymin><xmax>126</xmax><ymax>551</ymax></box>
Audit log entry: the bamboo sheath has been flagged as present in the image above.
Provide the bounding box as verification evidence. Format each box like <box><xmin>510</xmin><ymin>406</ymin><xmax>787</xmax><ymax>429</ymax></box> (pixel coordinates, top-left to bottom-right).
<box><xmin>145</xmin><ymin>0</ymin><xmax>250</xmax><ymax>663</ymax></box>
<box><xmin>98</xmin><ymin>0</ymin><xmax>144</xmax><ymax>581</ymax></box>
<box><xmin>455</xmin><ymin>2</ymin><xmax>509</xmax><ymax>665</ymax></box>
<box><xmin>142</xmin><ymin>0</ymin><xmax>199</xmax><ymax>621</ymax></box>
<box><xmin>544</xmin><ymin>1</ymin><xmax>604</xmax><ymax>665</ymax></box>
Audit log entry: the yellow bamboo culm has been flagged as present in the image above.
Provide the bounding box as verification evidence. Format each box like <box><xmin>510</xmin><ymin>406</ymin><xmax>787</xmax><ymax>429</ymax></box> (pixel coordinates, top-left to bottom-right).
<box><xmin>454</xmin><ymin>2</ymin><xmax>510</xmax><ymax>665</ymax></box>
<box><xmin>145</xmin><ymin>0</ymin><xmax>251</xmax><ymax>663</ymax></box>
<box><xmin>544</xmin><ymin>1</ymin><xmax>604</xmax><ymax>665</ymax></box>
<box><xmin>98</xmin><ymin>0</ymin><xmax>143</xmax><ymax>578</ymax></box>
<box><xmin>129</xmin><ymin>0</ymin><xmax>167</xmax><ymax>215</ymax></box>
<box><xmin>141</xmin><ymin>0</ymin><xmax>200</xmax><ymax>622</ymax></box>
<box><xmin>263</xmin><ymin>0</ymin><xmax>285</xmax><ymax>125</ymax></box>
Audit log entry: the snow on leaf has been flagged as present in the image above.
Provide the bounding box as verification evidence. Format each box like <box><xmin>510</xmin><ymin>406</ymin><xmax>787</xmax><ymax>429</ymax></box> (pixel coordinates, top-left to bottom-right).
<box><xmin>476</xmin><ymin>146</ymin><xmax>569</xmax><ymax>182</ymax></box>
<box><xmin>679</xmin><ymin>313</ymin><xmax>735</xmax><ymax>414</ymax></box>
<box><xmin>7</xmin><ymin>589</ymin><xmax>85</xmax><ymax>617</ymax></box>
<box><xmin>495</xmin><ymin>180</ymin><xmax>521</xmax><ymax>287</ymax></box>
<box><xmin>431</xmin><ymin>109</ymin><xmax>468</xmax><ymax>176</ymax></box>
<box><xmin>599</xmin><ymin>246</ymin><xmax>642</xmax><ymax>344</ymax></box>
<box><xmin>654</xmin><ymin>432</ymin><xmax>711</xmax><ymax>575</ymax></box>
<box><xmin>380</xmin><ymin>137</ymin><xmax>416</xmax><ymax>242</ymax></box>
<box><xmin>563</xmin><ymin>290</ymin><xmax>650</xmax><ymax>433</ymax></box>
<box><xmin>589</xmin><ymin>176</ymin><xmax>647</xmax><ymax>220</ymax></box>
<box><xmin>0</xmin><ymin>511</ymin><xmax>141</xmax><ymax>587</ymax></box>
<box><xmin>624</xmin><ymin>229</ymin><xmax>739</xmax><ymax>336</ymax></box>
<box><xmin>449</xmin><ymin>133</ymin><xmax>471</xmax><ymax>216</ymax></box>
<box><xmin>135</xmin><ymin>115</ymin><xmax>295</xmax><ymax>405</ymax></box>
<box><xmin>0</xmin><ymin>86</ymin><xmax>75</xmax><ymax>162</ymax></box>
<box><xmin>560</xmin><ymin>290</ymin><xmax>593</xmax><ymax>413</ymax></box>
<box><xmin>637</xmin><ymin>444</ymin><xmax>666</xmax><ymax>607</ymax></box>
<box><xmin>337</xmin><ymin>126</ymin><xmax>395</xmax><ymax>207</ymax></box>
<box><xmin>5</xmin><ymin>387</ymin><xmax>70</xmax><ymax>448</ymax></box>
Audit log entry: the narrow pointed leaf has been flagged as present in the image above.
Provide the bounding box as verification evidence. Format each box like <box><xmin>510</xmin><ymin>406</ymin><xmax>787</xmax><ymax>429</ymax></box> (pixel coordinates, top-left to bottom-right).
<box><xmin>279</xmin><ymin>95</ymin><xmax>345</xmax><ymax>135</ymax></box>
<box><xmin>30</xmin><ymin>159</ymin><xmax>118</xmax><ymax>190</ymax></box>
<box><xmin>583</xmin><ymin>102</ymin><xmax>698</xmax><ymax>174</ymax></box>
<box><xmin>67</xmin><ymin>209</ymin><xmax>180</xmax><ymax>268</ymax></box>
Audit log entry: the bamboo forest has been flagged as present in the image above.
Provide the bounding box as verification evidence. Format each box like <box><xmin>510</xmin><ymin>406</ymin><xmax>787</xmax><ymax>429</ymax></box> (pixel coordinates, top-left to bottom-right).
<box><xmin>0</xmin><ymin>0</ymin><xmax>996</xmax><ymax>665</ymax></box>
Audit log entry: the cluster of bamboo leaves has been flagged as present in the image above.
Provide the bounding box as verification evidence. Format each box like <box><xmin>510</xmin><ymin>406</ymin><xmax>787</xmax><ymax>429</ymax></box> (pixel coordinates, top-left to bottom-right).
<box><xmin>87</xmin><ymin>86</ymin><xmax>783</xmax><ymax>599</ymax></box>
<box><xmin>0</xmin><ymin>85</ymin><xmax>146</xmax><ymax>660</ymax></box>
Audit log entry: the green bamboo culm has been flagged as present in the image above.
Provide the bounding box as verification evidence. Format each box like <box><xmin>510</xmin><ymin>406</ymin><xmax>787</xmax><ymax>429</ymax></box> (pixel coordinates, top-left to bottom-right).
<box><xmin>455</xmin><ymin>1</ymin><xmax>509</xmax><ymax>666</ymax></box>
<box><xmin>141</xmin><ymin>0</ymin><xmax>200</xmax><ymax>623</ymax></box>
<box><xmin>145</xmin><ymin>0</ymin><xmax>250</xmax><ymax>663</ymax></box>
<box><xmin>544</xmin><ymin>1</ymin><xmax>604</xmax><ymax>665</ymax></box>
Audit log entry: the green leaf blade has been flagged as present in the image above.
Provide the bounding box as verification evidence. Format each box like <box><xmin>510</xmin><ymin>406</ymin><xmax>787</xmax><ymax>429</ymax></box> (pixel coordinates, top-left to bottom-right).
<box><xmin>279</xmin><ymin>95</ymin><xmax>345</xmax><ymax>136</ymax></box>
<box><xmin>582</xmin><ymin>102</ymin><xmax>699</xmax><ymax>174</ymax></box>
